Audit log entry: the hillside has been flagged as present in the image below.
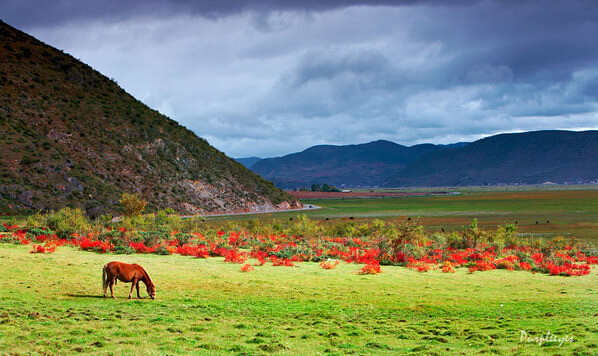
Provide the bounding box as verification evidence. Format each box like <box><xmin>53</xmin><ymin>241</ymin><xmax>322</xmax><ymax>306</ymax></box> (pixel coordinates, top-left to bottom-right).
<box><xmin>0</xmin><ymin>20</ymin><xmax>299</xmax><ymax>215</ymax></box>
<box><xmin>250</xmin><ymin>140</ymin><xmax>444</xmax><ymax>188</ymax></box>
<box><xmin>385</xmin><ymin>130</ymin><xmax>598</xmax><ymax>187</ymax></box>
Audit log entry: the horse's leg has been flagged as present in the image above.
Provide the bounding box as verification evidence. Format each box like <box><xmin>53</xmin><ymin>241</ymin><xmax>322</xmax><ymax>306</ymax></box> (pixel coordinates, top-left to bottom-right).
<box><xmin>102</xmin><ymin>266</ymin><xmax>108</xmax><ymax>298</ymax></box>
<box><xmin>109</xmin><ymin>279</ymin><xmax>116</xmax><ymax>299</ymax></box>
<box><xmin>136</xmin><ymin>281</ymin><xmax>141</xmax><ymax>299</ymax></box>
<box><xmin>128</xmin><ymin>278</ymin><xmax>137</xmax><ymax>299</ymax></box>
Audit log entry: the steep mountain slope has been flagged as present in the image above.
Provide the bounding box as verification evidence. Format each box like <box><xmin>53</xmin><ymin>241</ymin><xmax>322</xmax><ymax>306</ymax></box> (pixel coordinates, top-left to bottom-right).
<box><xmin>250</xmin><ymin>140</ymin><xmax>444</xmax><ymax>188</ymax></box>
<box><xmin>0</xmin><ymin>20</ymin><xmax>298</xmax><ymax>215</ymax></box>
<box><xmin>385</xmin><ymin>130</ymin><xmax>598</xmax><ymax>187</ymax></box>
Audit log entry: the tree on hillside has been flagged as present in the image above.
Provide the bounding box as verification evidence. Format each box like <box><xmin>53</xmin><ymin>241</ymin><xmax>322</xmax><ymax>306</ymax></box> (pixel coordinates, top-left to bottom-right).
<box><xmin>119</xmin><ymin>192</ymin><xmax>147</xmax><ymax>217</ymax></box>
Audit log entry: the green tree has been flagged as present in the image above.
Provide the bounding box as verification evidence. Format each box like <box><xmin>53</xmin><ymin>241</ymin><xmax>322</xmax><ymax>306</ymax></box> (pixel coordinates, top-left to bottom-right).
<box><xmin>119</xmin><ymin>192</ymin><xmax>147</xmax><ymax>217</ymax></box>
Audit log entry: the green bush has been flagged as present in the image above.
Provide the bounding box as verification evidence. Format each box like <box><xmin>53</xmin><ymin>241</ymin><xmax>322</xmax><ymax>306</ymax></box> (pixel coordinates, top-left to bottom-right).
<box><xmin>112</xmin><ymin>245</ymin><xmax>135</xmax><ymax>254</ymax></box>
<box><xmin>26</xmin><ymin>212</ymin><xmax>49</xmax><ymax>229</ymax></box>
<box><xmin>46</xmin><ymin>207</ymin><xmax>91</xmax><ymax>238</ymax></box>
<box><xmin>140</xmin><ymin>231</ymin><xmax>168</xmax><ymax>247</ymax></box>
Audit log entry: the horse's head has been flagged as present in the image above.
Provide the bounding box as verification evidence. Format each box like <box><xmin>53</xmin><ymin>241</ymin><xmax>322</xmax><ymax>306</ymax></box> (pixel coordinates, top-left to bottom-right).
<box><xmin>147</xmin><ymin>282</ymin><xmax>156</xmax><ymax>299</ymax></box>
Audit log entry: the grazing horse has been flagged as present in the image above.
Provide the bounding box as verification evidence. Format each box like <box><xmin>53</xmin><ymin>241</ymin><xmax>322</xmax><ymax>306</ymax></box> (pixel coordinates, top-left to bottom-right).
<box><xmin>102</xmin><ymin>261</ymin><xmax>156</xmax><ymax>299</ymax></box>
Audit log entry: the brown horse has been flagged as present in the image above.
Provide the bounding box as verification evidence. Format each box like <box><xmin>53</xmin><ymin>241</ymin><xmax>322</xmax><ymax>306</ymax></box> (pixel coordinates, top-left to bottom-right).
<box><xmin>102</xmin><ymin>261</ymin><xmax>156</xmax><ymax>299</ymax></box>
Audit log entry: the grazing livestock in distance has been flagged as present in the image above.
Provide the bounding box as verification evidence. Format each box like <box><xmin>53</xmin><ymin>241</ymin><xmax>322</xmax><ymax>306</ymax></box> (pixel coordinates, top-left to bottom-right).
<box><xmin>102</xmin><ymin>261</ymin><xmax>156</xmax><ymax>299</ymax></box>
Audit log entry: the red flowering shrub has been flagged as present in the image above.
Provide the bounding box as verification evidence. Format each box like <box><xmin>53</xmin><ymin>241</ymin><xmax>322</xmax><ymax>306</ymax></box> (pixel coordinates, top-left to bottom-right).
<box><xmin>519</xmin><ymin>262</ymin><xmax>533</xmax><ymax>270</ymax></box>
<box><xmin>495</xmin><ymin>257</ymin><xmax>516</xmax><ymax>271</ymax></box>
<box><xmin>79</xmin><ymin>238</ymin><xmax>112</xmax><ymax>253</ymax></box>
<box><xmin>176</xmin><ymin>244</ymin><xmax>207</xmax><ymax>256</ymax></box>
<box><xmin>223</xmin><ymin>249</ymin><xmax>247</xmax><ymax>264</ymax></box>
<box><xmin>407</xmin><ymin>259</ymin><xmax>432</xmax><ymax>272</ymax></box>
<box><xmin>30</xmin><ymin>244</ymin><xmax>56</xmax><ymax>253</ymax></box>
<box><xmin>195</xmin><ymin>247</ymin><xmax>210</xmax><ymax>259</ymax></box>
<box><xmin>415</xmin><ymin>263</ymin><xmax>431</xmax><ymax>272</ymax></box>
<box><xmin>240</xmin><ymin>263</ymin><xmax>254</xmax><ymax>272</ymax></box>
<box><xmin>129</xmin><ymin>242</ymin><xmax>154</xmax><ymax>254</ymax></box>
<box><xmin>320</xmin><ymin>259</ymin><xmax>340</xmax><ymax>269</ymax></box>
<box><xmin>358</xmin><ymin>260</ymin><xmax>381</xmax><ymax>275</ymax></box>
<box><xmin>441</xmin><ymin>261</ymin><xmax>456</xmax><ymax>273</ymax></box>
<box><xmin>34</xmin><ymin>234</ymin><xmax>49</xmax><ymax>243</ymax></box>
<box><xmin>250</xmin><ymin>250</ymin><xmax>268</xmax><ymax>265</ymax></box>
<box><xmin>270</xmin><ymin>256</ymin><xmax>295</xmax><ymax>267</ymax></box>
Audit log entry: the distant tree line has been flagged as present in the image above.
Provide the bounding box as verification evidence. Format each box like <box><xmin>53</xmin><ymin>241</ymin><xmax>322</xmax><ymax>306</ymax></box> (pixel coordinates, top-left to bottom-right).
<box><xmin>295</xmin><ymin>184</ymin><xmax>340</xmax><ymax>192</ymax></box>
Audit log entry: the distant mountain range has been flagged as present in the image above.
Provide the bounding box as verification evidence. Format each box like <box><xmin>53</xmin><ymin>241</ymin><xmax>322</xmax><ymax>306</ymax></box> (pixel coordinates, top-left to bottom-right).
<box><xmin>238</xmin><ymin>131</ymin><xmax>598</xmax><ymax>188</ymax></box>
<box><xmin>242</xmin><ymin>140</ymin><xmax>467</xmax><ymax>188</ymax></box>
<box><xmin>385</xmin><ymin>130</ymin><xmax>598</xmax><ymax>187</ymax></box>
<box><xmin>0</xmin><ymin>21</ymin><xmax>297</xmax><ymax>215</ymax></box>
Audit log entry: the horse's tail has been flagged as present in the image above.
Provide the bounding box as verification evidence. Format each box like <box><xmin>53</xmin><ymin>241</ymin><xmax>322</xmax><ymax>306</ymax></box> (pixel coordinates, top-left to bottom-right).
<box><xmin>102</xmin><ymin>264</ymin><xmax>108</xmax><ymax>290</ymax></box>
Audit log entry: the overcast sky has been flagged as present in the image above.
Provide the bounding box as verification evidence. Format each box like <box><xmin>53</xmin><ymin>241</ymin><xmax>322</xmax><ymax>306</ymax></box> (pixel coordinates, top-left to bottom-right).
<box><xmin>3</xmin><ymin>0</ymin><xmax>598</xmax><ymax>157</ymax></box>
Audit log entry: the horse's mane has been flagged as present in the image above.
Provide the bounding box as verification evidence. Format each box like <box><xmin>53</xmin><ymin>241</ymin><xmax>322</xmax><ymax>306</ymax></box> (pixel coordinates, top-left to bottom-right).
<box><xmin>140</xmin><ymin>266</ymin><xmax>154</xmax><ymax>285</ymax></box>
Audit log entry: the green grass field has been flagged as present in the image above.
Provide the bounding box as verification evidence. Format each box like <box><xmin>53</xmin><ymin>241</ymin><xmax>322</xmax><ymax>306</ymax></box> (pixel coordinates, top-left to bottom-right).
<box><xmin>1</xmin><ymin>244</ymin><xmax>597</xmax><ymax>355</ymax></box>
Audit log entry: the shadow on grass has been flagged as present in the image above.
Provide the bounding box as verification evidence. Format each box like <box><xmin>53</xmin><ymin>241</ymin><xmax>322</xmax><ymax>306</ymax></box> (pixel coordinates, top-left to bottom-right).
<box><xmin>66</xmin><ymin>294</ymin><xmax>107</xmax><ymax>299</ymax></box>
<box><xmin>66</xmin><ymin>294</ymin><xmax>152</xmax><ymax>300</ymax></box>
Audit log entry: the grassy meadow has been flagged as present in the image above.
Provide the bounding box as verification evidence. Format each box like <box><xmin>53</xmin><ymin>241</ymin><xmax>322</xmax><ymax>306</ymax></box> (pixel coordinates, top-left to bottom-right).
<box><xmin>1</xmin><ymin>244</ymin><xmax>597</xmax><ymax>356</ymax></box>
<box><xmin>210</xmin><ymin>188</ymin><xmax>598</xmax><ymax>242</ymax></box>
<box><xmin>1</xmin><ymin>187</ymin><xmax>598</xmax><ymax>355</ymax></box>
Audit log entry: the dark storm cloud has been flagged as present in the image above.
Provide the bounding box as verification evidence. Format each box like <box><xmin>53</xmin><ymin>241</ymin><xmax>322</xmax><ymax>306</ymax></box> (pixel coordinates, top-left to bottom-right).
<box><xmin>1</xmin><ymin>0</ymin><xmax>598</xmax><ymax>157</ymax></box>
<box><xmin>2</xmin><ymin>0</ymin><xmax>482</xmax><ymax>26</ymax></box>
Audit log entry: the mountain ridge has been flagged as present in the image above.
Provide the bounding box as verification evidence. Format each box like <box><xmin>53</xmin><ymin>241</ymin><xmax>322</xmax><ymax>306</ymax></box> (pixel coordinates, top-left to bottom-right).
<box><xmin>248</xmin><ymin>131</ymin><xmax>598</xmax><ymax>188</ymax></box>
<box><xmin>385</xmin><ymin>130</ymin><xmax>598</xmax><ymax>187</ymax></box>
<box><xmin>250</xmin><ymin>139</ymin><xmax>446</xmax><ymax>188</ymax></box>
